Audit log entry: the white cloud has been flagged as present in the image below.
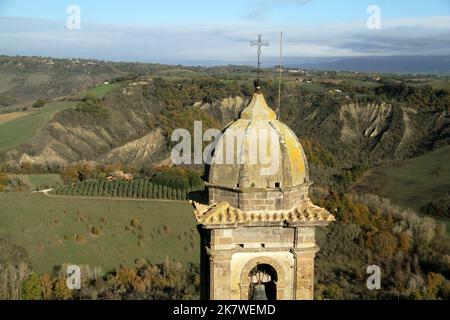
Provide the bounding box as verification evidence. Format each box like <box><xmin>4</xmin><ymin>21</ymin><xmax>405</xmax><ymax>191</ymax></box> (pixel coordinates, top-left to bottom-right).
<box><xmin>243</xmin><ymin>0</ymin><xmax>312</xmax><ymax>21</ymax></box>
<box><xmin>0</xmin><ymin>15</ymin><xmax>449</xmax><ymax>63</ymax></box>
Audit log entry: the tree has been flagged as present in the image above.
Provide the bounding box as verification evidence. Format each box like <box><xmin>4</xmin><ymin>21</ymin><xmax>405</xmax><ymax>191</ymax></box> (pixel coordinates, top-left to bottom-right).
<box><xmin>21</xmin><ymin>273</ymin><xmax>43</xmax><ymax>300</ymax></box>
<box><xmin>77</xmin><ymin>164</ymin><xmax>95</xmax><ymax>181</ymax></box>
<box><xmin>399</xmin><ymin>231</ymin><xmax>412</xmax><ymax>253</ymax></box>
<box><xmin>61</xmin><ymin>166</ymin><xmax>79</xmax><ymax>184</ymax></box>
<box><xmin>21</xmin><ymin>161</ymin><xmax>34</xmax><ymax>174</ymax></box>
<box><xmin>75</xmin><ymin>94</ymin><xmax>110</xmax><ymax>119</ymax></box>
<box><xmin>32</xmin><ymin>99</ymin><xmax>46</xmax><ymax>109</ymax></box>
<box><xmin>53</xmin><ymin>278</ymin><xmax>73</xmax><ymax>300</ymax></box>
<box><xmin>98</xmin><ymin>180</ymin><xmax>105</xmax><ymax>195</ymax></box>
<box><xmin>147</xmin><ymin>182</ymin><xmax>154</xmax><ymax>198</ymax></box>
<box><xmin>187</xmin><ymin>171</ymin><xmax>203</xmax><ymax>189</ymax></box>
<box><xmin>0</xmin><ymin>172</ymin><xmax>8</xmax><ymax>191</ymax></box>
<box><xmin>157</xmin><ymin>185</ymin><xmax>162</xmax><ymax>199</ymax></box>
<box><xmin>118</xmin><ymin>181</ymin><xmax>124</xmax><ymax>197</ymax></box>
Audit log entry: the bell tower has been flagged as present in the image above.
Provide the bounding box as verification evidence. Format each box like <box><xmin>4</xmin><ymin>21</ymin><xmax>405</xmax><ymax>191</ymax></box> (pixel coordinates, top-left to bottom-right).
<box><xmin>192</xmin><ymin>82</ymin><xmax>334</xmax><ymax>300</ymax></box>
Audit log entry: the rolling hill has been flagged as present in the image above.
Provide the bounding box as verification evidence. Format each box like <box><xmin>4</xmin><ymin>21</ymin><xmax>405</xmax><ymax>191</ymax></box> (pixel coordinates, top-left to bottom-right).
<box><xmin>351</xmin><ymin>146</ymin><xmax>450</xmax><ymax>231</ymax></box>
<box><xmin>0</xmin><ymin>101</ymin><xmax>77</xmax><ymax>151</ymax></box>
<box><xmin>1</xmin><ymin>71</ymin><xmax>448</xmax><ymax>176</ymax></box>
<box><xmin>0</xmin><ymin>55</ymin><xmax>449</xmax><ymax>226</ymax></box>
<box><xmin>0</xmin><ymin>55</ymin><xmax>183</xmax><ymax>112</ymax></box>
<box><xmin>0</xmin><ymin>55</ymin><xmax>449</xmax><ymax>301</ymax></box>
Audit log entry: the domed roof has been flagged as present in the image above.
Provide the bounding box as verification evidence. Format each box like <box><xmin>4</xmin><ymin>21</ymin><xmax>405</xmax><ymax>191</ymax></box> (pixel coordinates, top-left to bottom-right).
<box><xmin>240</xmin><ymin>92</ymin><xmax>277</xmax><ymax>121</ymax></box>
<box><xmin>208</xmin><ymin>91</ymin><xmax>309</xmax><ymax>190</ymax></box>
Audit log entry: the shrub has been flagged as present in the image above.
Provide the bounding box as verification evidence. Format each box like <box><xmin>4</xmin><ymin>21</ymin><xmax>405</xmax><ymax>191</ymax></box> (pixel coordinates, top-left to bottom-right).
<box><xmin>21</xmin><ymin>273</ymin><xmax>43</xmax><ymax>300</ymax></box>
<box><xmin>91</xmin><ymin>227</ymin><xmax>102</xmax><ymax>236</ymax></box>
<box><xmin>75</xmin><ymin>94</ymin><xmax>110</xmax><ymax>119</ymax></box>
<box><xmin>53</xmin><ymin>278</ymin><xmax>73</xmax><ymax>300</ymax></box>
<box><xmin>421</xmin><ymin>199</ymin><xmax>450</xmax><ymax>218</ymax></box>
<box><xmin>75</xmin><ymin>234</ymin><xmax>86</xmax><ymax>243</ymax></box>
<box><xmin>130</xmin><ymin>218</ymin><xmax>140</xmax><ymax>228</ymax></box>
<box><xmin>32</xmin><ymin>99</ymin><xmax>46</xmax><ymax>109</ymax></box>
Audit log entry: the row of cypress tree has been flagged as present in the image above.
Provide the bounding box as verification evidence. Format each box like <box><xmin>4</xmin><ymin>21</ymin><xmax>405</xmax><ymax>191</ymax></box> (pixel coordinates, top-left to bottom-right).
<box><xmin>53</xmin><ymin>178</ymin><xmax>199</xmax><ymax>200</ymax></box>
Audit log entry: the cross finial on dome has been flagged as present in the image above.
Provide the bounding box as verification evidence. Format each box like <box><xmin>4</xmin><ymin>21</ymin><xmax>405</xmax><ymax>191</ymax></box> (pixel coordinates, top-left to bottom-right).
<box><xmin>251</xmin><ymin>34</ymin><xmax>269</xmax><ymax>82</ymax></box>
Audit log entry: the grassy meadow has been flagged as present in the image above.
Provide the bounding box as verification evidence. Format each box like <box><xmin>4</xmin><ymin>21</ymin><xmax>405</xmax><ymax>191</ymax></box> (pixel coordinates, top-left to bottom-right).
<box><xmin>0</xmin><ymin>192</ymin><xmax>199</xmax><ymax>274</ymax></box>
<box><xmin>27</xmin><ymin>174</ymin><xmax>62</xmax><ymax>190</ymax></box>
<box><xmin>73</xmin><ymin>83</ymin><xmax>121</xmax><ymax>99</ymax></box>
<box><xmin>0</xmin><ymin>101</ymin><xmax>76</xmax><ymax>151</ymax></box>
<box><xmin>0</xmin><ymin>83</ymin><xmax>118</xmax><ymax>151</ymax></box>
<box><xmin>352</xmin><ymin>146</ymin><xmax>450</xmax><ymax>231</ymax></box>
<box><xmin>90</xmin><ymin>83</ymin><xmax>120</xmax><ymax>97</ymax></box>
<box><xmin>0</xmin><ymin>111</ymin><xmax>28</xmax><ymax>124</ymax></box>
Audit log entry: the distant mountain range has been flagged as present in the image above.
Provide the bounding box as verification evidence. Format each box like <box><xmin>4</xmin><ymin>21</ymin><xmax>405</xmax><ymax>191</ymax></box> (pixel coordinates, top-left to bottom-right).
<box><xmin>179</xmin><ymin>55</ymin><xmax>450</xmax><ymax>75</ymax></box>
<box><xmin>284</xmin><ymin>55</ymin><xmax>450</xmax><ymax>75</ymax></box>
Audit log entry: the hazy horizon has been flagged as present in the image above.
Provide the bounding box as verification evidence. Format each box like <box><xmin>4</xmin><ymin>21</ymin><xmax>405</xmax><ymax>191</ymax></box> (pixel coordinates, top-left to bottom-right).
<box><xmin>1</xmin><ymin>0</ymin><xmax>450</xmax><ymax>66</ymax></box>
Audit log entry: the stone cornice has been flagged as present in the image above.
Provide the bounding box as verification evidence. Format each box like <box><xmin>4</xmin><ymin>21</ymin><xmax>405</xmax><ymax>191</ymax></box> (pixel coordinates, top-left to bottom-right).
<box><xmin>191</xmin><ymin>200</ymin><xmax>335</xmax><ymax>229</ymax></box>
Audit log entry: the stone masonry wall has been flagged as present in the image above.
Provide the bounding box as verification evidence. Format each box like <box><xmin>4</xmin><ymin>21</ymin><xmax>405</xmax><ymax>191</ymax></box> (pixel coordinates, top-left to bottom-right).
<box><xmin>209</xmin><ymin>183</ymin><xmax>309</xmax><ymax>211</ymax></box>
<box><xmin>205</xmin><ymin>226</ymin><xmax>317</xmax><ymax>300</ymax></box>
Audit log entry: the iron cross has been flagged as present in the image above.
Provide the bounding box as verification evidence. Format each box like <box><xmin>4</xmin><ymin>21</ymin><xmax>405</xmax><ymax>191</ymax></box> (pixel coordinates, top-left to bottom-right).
<box><xmin>251</xmin><ymin>34</ymin><xmax>269</xmax><ymax>79</ymax></box>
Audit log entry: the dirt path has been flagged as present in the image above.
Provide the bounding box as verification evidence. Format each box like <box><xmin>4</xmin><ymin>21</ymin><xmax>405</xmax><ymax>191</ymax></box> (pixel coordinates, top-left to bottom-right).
<box><xmin>0</xmin><ymin>111</ymin><xmax>29</xmax><ymax>124</ymax></box>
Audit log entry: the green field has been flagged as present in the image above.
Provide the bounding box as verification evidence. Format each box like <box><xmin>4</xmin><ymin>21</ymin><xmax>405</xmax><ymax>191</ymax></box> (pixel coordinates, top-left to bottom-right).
<box><xmin>27</xmin><ymin>174</ymin><xmax>62</xmax><ymax>190</ymax></box>
<box><xmin>0</xmin><ymin>101</ymin><xmax>76</xmax><ymax>151</ymax></box>
<box><xmin>74</xmin><ymin>83</ymin><xmax>121</xmax><ymax>99</ymax></box>
<box><xmin>0</xmin><ymin>84</ymin><xmax>118</xmax><ymax>151</ymax></box>
<box><xmin>352</xmin><ymin>146</ymin><xmax>450</xmax><ymax>231</ymax></box>
<box><xmin>7</xmin><ymin>174</ymin><xmax>62</xmax><ymax>192</ymax></box>
<box><xmin>88</xmin><ymin>83</ymin><xmax>120</xmax><ymax>98</ymax></box>
<box><xmin>0</xmin><ymin>192</ymin><xmax>199</xmax><ymax>274</ymax></box>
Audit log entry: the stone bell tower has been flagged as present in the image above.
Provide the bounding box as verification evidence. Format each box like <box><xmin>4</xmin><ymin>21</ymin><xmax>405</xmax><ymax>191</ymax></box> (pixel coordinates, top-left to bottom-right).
<box><xmin>192</xmin><ymin>83</ymin><xmax>334</xmax><ymax>300</ymax></box>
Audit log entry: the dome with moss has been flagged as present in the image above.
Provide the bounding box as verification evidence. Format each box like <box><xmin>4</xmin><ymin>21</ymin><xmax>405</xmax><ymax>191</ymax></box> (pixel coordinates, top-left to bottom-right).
<box><xmin>208</xmin><ymin>90</ymin><xmax>309</xmax><ymax>190</ymax></box>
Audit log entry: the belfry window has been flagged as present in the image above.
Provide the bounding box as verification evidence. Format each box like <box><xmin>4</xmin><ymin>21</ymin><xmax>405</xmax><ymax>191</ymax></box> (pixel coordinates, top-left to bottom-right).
<box><xmin>248</xmin><ymin>264</ymin><xmax>277</xmax><ymax>300</ymax></box>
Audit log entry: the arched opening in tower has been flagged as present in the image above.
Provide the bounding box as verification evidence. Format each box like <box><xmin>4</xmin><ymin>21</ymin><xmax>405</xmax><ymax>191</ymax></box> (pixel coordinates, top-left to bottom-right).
<box><xmin>248</xmin><ymin>264</ymin><xmax>278</xmax><ymax>300</ymax></box>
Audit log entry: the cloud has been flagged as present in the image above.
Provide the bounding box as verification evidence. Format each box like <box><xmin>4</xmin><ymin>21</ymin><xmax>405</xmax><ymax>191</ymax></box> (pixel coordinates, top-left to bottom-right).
<box><xmin>244</xmin><ymin>0</ymin><xmax>312</xmax><ymax>21</ymax></box>
<box><xmin>0</xmin><ymin>15</ymin><xmax>449</xmax><ymax>64</ymax></box>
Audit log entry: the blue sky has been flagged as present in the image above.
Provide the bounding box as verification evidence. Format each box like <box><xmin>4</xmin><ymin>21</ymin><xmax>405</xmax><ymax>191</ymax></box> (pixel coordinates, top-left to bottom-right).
<box><xmin>1</xmin><ymin>0</ymin><xmax>450</xmax><ymax>64</ymax></box>
<box><xmin>1</xmin><ymin>0</ymin><xmax>449</xmax><ymax>24</ymax></box>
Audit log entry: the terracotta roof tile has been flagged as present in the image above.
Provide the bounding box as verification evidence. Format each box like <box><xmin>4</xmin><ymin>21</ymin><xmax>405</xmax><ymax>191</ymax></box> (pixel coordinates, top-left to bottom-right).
<box><xmin>191</xmin><ymin>200</ymin><xmax>335</xmax><ymax>228</ymax></box>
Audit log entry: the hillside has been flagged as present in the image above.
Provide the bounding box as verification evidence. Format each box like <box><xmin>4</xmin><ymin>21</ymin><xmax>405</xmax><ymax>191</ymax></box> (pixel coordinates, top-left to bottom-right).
<box><xmin>0</xmin><ymin>56</ymin><xmax>449</xmax><ymax>301</ymax></box>
<box><xmin>0</xmin><ymin>56</ymin><xmax>449</xmax><ymax>222</ymax></box>
<box><xmin>0</xmin><ymin>55</ymin><xmax>190</xmax><ymax>112</ymax></box>
<box><xmin>2</xmin><ymin>77</ymin><xmax>238</xmax><ymax>167</ymax></box>
<box><xmin>0</xmin><ymin>101</ymin><xmax>77</xmax><ymax>151</ymax></box>
<box><xmin>0</xmin><ymin>56</ymin><xmax>125</xmax><ymax>111</ymax></box>
<box><xmin>1</xmin><ymin>73</ymin><xmax>448</xmax><ymax>181</ymax></box>
<box><xmin>351</xmin><ymin>146</ymin><xmax>450</xmax><ymax>230</ymax></box>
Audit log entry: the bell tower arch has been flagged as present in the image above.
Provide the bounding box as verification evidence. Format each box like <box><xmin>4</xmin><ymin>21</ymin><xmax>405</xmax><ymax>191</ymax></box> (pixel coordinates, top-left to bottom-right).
<box><xmin>240</xmin><ymin>258</ymin><xmax>282</xmax><ymax>300</ymax></box>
